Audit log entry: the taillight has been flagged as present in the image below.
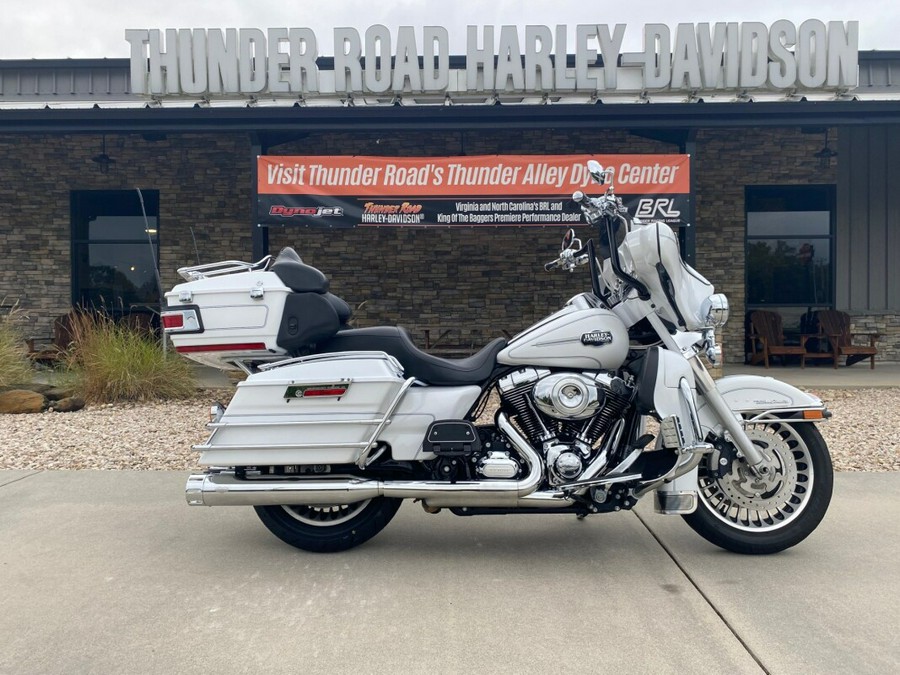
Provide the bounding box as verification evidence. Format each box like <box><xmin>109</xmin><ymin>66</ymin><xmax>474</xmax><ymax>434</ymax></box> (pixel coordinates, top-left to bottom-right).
<box><xmin>161</xmin><ymin>308</ymin><xmax>201</xmax><ymax>333</ymax></box>
<box><xmin>161</xmin><ymin>313</ymin><xmax>183</xmax><ymax>329</ymax></box>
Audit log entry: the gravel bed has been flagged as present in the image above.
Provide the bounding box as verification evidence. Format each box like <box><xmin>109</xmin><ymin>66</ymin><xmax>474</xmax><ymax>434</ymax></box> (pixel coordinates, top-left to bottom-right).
<box><xmin>0</xmin><ymin>388</ymin><xmax>896</xmax><ymax>472</ymax></box>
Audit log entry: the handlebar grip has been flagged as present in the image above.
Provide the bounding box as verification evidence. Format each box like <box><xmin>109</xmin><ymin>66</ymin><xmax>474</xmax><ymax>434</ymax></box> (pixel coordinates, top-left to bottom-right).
<box><xmin>544</xmin><ymin>260</ymin><xmax>561</xmax><ymax>271</ymax></box>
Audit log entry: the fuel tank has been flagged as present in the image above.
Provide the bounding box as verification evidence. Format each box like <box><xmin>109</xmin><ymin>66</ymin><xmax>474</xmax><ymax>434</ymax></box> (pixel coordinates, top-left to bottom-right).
<box><xmin>498</xmin><ymin>306</ymin><xmax>629</xmax><ymax>370</ymax></box>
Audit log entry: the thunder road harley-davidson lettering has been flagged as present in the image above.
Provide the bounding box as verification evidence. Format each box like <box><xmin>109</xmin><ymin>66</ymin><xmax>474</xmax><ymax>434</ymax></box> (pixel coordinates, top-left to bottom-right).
<box><xmin>163</xmin><ymin>160</ymin><xmax>833</xmax><ymax>555</ymax></box>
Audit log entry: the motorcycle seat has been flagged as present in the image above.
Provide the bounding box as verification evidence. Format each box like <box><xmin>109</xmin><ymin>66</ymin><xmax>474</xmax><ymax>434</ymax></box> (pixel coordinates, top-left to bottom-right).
<box><xmin>271</xmin><ymin>247</ymin><xmax>352</xmax><ymax>324</ymax></box>
<box><xmin>319</xmin><ymin>326</ymin><xmax>507</xmax><ymax>386</ymax></box>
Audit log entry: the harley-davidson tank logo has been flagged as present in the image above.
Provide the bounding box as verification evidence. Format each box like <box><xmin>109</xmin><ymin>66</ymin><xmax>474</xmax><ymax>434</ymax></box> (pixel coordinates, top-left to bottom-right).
<box><xmin>581</xmin><ymin>331</ymin><xmax>614</xmax><ymax>346</ymax></box>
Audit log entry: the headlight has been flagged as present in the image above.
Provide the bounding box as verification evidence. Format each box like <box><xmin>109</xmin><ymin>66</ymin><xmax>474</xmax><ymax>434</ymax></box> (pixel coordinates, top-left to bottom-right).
<box><xmin>702</xmin><ymin>294</ymin><xmax>729</xmax><ymax>328</ymax></box>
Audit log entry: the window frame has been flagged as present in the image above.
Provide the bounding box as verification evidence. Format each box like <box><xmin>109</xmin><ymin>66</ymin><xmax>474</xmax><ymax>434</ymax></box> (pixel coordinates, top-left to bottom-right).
<box><xmin>70</xmin><ymin>189</ymin><xmax>161</xmax><ymax>312</ymax></box>
<box><xmin>744</xmin><ymin>184</ymin><xmax>836</xmax><ymax>311</ymax></box>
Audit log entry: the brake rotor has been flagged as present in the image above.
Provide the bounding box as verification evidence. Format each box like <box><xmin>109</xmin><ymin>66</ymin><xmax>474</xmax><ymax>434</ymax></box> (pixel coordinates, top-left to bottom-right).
<box><xmin>712</xmin><ymin>427</ymin><xmax>797</xmax><ymax>511</ymax></box>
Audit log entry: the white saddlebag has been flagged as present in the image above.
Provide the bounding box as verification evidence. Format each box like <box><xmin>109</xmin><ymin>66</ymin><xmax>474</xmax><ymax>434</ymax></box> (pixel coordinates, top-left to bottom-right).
<box><xmin>195</xmin><ymin>352</ymin><xmax>482</xmax><ymax>466</ymax></box>
<box><xmin>196</xmin><ymin>353</ymin><xmax>406</xmax><ymax>466</ymax></box>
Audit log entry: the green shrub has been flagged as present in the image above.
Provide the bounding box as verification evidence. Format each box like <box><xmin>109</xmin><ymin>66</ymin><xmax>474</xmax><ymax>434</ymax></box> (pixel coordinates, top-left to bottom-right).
<box><xmin>0</xmin><ymin>303</ymin><xmax>35</xmax><ymax>388</ymax></box>
<box><xmin>65</xmin><ymin>311</ymin><xmax>196</xmax><ymax>403</ymax></box>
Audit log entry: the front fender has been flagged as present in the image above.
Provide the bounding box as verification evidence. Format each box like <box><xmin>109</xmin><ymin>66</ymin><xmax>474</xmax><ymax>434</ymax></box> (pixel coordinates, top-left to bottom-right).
<box><xmin>697</xmin><ymin>374</ymin><xmax>825</xmax><ymax>434</ymax></box>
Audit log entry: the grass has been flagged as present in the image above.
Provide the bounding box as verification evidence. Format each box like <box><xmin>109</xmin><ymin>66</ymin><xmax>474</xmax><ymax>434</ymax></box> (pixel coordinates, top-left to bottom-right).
<box><xmin>65</xmin><ymin>311</ymin><xmax>197</xmax><ymax>404</ymax></box>
<box><xmin>0</xmin><ymin>303</ymin><xmax>35</xmax><ymax>388</ymax></box>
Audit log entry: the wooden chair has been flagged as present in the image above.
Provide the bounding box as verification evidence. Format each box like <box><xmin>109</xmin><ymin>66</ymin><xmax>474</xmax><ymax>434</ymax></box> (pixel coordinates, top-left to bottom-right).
<box><xmin>816</xmin><ymin>310</ymin><xmax>879</xmax><ymax>369</ymax></box>
<box><xmin>748</xmin><ymin>310</ymin><xmax>810</xmax><ymax>368</ymax></box>
<box><xmin>25</xmin><ymin>312</ymin><xmax>79</xmax><ymax>364</ymax></box>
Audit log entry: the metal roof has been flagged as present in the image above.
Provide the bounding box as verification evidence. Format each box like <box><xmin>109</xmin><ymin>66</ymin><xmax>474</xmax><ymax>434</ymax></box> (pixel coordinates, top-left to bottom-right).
<box><xmin>1</xmin><ymin>52</ymin><xmax>900</xmax><ymax>132</ymax></box>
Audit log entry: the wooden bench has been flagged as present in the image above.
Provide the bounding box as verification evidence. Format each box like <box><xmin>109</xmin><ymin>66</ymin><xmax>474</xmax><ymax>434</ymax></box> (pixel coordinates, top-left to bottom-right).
<box><xmin>26</xmin><ymin>312</ymin><xmax>79</xmax><ymax>364</ymax></box>
<box><xmin>748</xmin><ymin>310</ymin><xmax>813</xmax><ymax>368</ymax></box>
<box><xmin>816</xmin><ymin>310</ymin><xmax>880</xmax><ymax>369</ymax></box>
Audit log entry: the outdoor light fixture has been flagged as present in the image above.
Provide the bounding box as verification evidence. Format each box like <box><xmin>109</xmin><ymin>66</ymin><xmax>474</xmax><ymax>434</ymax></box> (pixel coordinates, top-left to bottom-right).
<box><xmin>814</xmin><ymin>129</ymin><xmax>838</xmax><ymax>169</ymax></box>
<box><xmin>91</xmin><ymin>134</ymin><xmax>116</xmax><ymax>174</ymax></box>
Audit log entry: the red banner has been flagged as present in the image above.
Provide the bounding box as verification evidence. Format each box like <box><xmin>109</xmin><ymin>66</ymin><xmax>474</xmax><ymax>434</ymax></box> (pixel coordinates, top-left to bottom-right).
<box><xmin>257</xmin><ymin>154</ymin><xmax>690</xmax><ymax>227</ymax></box>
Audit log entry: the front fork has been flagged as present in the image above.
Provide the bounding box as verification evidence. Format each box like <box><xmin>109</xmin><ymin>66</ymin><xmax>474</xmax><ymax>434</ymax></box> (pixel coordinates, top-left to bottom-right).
<box><xmin>640</xmin><ymin>310</ymin><xmax>774</xmax><ymax>477</ymax></box>
<box><xmin>687</xmin><ymin>353</ymin><xmax>774</xmax><ymax>477</ymax></box>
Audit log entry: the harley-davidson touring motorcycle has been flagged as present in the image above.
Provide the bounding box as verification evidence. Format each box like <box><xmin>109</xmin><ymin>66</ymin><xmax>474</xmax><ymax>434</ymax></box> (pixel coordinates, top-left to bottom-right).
<box><xmin>164</xmin><ymin>160</ymin><xmax>833</xmax><ymax>554</ymax></box>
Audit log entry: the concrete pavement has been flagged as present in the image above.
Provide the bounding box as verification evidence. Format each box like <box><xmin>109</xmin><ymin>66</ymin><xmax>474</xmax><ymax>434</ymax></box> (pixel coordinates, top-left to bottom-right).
<box><xmin>1</xmin><ymin>471</ymin><xmax>896</xmax><ymax>674</ymax></box>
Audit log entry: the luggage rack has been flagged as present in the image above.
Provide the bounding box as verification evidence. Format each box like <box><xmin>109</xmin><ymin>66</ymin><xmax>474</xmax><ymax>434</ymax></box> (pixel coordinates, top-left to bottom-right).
<box><xmin>177</xmin><ymin>255</ymin><xmax>273</xmax><ymax>281</ymax></box>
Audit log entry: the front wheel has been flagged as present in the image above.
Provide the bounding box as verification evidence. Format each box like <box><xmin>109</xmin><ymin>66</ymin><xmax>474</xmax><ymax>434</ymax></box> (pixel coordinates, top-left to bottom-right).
<box><xmin>683</xmin><ymin>421</ymin><xmax>833</xmax><ymax>555</ymax></box>
<box><xmin>254</xmin><ymin>497</ymin><xmax>403</xmax><ymax>552</ymax></box>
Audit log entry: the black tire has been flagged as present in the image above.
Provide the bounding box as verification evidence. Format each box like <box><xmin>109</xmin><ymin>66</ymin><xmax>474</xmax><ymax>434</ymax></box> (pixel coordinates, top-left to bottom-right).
<box><xmin>254</xmin><ymin>498</ymin><xmax>403</xmax><ymax>553</ymax></box>
<box><xmin>682</xmin><ymin>422</ymin><xmax>833</xmax><ymax>555</ymax></box>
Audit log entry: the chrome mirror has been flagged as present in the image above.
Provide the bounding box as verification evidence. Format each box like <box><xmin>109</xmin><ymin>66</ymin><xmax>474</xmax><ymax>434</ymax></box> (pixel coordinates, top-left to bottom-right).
<box><xmin>587</xmin><ymin>160</ymin><xmax>606</xmax><ymax>184</ymax></box>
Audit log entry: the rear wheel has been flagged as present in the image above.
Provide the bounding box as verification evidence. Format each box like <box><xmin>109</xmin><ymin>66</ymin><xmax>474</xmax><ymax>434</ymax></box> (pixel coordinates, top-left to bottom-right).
<box><xmin>682</xmin><ymin>422</ymin><xmax>832</xmax><ymax>554</ymax></box>
<box><xmin>254</xmin><ymin>497</ymin><xmax>402</xmax><ymax>552</ymax></box>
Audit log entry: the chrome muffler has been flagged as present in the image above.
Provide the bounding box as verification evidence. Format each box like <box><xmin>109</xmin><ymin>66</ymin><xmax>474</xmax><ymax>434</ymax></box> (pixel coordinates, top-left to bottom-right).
<box><xmin>185</xmin><ymin>413</ymin><xmax>563</xmax><ymax>509</ymax></box>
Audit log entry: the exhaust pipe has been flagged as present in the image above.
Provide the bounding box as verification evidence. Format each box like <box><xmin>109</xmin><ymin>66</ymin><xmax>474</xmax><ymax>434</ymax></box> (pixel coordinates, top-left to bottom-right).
<box><xmin>186</xmin><ymin>413</ymin><xmax>550</xmax><ymax>509</ymax></box>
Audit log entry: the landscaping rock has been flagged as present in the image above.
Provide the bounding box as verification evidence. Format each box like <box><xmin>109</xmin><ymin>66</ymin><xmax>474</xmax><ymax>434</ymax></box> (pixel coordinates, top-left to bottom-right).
<box><xmin>45</xmin><ymin>387</ymin><xmax>77</xmax><ymax>401</ymax></box>
<box><xmin>0</xmin><ymin>389</ymin><xmax>47</xmax><ymax>414</ymax></box>
<box><xmin>51</xmin><ymin>396</ymin><xmax>85</xmax><ymax>413</ymax></box>
<box><xmin>26</xmin><ymin>383</ymin><xmax>56</xmax><ymax>395</ymax></box>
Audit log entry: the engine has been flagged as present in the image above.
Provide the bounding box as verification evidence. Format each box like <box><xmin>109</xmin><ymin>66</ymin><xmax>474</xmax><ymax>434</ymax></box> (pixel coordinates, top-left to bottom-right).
<box><xmin>498</xmin><ymin>368</ymin><xmax>634</xmax><ymax>485</ymax></box>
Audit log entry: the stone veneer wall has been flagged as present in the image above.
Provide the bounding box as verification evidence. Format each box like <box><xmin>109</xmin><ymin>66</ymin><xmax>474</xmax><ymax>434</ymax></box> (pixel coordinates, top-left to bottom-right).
<box><xmin>1</xmin><ymin>126</ymin><xmax>898</xmax><ymax>363</ymax></box>
<box><xmin>0</xmin><ymin>133</ymin><xmax>252</xmax><ymax>338</ymax></box>
<box><xmin>846</xmin><ymin>313</ymin><xmax>900</xmax><ymax>362</ymax></box>
<box><xmin>692</xmin><ymin>127</ymin><xmax>839</xmax><ymax>363</ymax></box>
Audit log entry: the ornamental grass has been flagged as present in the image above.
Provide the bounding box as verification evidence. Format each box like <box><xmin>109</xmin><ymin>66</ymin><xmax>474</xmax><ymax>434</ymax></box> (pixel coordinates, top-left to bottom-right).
<box><xmin>0</xmin><ymin>302</ymin><xmax>35</xmax><ymax>388</ymax></box>
<box><xmin>65</xmin><ymin>310</ymin><xmax>196</xmax><ymax>404</ymax></box>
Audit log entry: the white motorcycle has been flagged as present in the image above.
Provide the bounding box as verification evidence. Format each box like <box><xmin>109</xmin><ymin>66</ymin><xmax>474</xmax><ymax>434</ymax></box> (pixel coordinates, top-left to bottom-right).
<box><xmin>164</xmin><ymin>160</ymin><xmax>833</xmax><ymax>554</ymax></box>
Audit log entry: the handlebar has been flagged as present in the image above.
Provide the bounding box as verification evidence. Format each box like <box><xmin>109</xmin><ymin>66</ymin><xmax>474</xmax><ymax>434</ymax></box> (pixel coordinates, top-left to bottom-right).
<box><xmin>545</xmin><ymin>245</ymin><xmax>590</xmax><ymax>272</ymax></box>
<box><xmin>572</xmin><ymin>187</ymin><xmax>652</xmax><ymax>301</ymax></box>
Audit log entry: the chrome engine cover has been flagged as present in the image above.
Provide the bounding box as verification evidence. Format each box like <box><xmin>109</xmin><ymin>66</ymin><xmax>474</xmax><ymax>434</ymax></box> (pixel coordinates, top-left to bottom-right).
<box><xmin>533</xmin><ymin>373</ymin><xmax>604</xmax><ymax>420</ymax></box>
<box><xmin>477</xmin><ymin>451</ymin><xmax>521</xmax><ymax>479</ymax></box>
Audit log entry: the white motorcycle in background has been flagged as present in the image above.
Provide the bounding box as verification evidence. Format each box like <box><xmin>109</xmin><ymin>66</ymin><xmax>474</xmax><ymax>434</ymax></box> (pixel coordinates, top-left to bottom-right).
<box><xmin>164</xmin><ymin>160</ymin><xmax>833</xmax><ymax>554</ymax></box>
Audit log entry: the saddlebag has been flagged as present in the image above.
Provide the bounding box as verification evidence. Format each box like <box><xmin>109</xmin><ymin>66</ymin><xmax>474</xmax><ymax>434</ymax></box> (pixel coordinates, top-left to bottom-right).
<box><xmin>195</xmin><ymin>353</ymin><xmax>407</xmax><ymax>466</ymax></box>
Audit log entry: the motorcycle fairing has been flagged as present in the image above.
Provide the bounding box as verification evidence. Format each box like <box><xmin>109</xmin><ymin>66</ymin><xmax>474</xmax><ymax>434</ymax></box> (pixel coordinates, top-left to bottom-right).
<box><xmin>620</xmin><ymin>222</ymin><xmax>715</xmax><ymax>331</ymax></box>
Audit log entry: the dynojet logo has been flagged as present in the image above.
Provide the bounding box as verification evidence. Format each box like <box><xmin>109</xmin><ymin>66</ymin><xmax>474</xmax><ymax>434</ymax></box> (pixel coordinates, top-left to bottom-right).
<box><xmin>269</xmin><ymin>205</ymin><xmax>344</xmax><ymax>218</ymax></box>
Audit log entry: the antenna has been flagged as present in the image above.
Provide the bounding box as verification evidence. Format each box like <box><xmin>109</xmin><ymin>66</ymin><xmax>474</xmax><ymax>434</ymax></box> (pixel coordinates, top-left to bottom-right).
<box><xmin>136</xmin><ymin>187</ymin><xmax>166</xmax><ymax>355</ymax></box>
<box><xmin>189</xmin><ymin>226</ymin><xmax>201</xmax><ymax>265</ymax></box>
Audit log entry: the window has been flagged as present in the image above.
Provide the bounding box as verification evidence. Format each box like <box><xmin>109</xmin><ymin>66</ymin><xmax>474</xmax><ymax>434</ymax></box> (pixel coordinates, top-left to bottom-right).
<box><xmin>745</xmin><ymin>185</ymin><xmax>835</xmax><ymax>334</ymax></box>
<box><xmin>71</xmin><ymin>190</ymin><xmax>160</xmax><ymax>313</ymax></box>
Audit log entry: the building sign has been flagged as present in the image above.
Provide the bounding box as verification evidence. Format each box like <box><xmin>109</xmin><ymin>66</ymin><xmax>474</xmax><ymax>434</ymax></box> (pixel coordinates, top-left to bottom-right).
<box><xmin>256</xmin><ymin>154</ymin><xmax>690</xmax><ymax>228</ymax></box>
<box><xmin>127</xmin><ymin>21</ymin><xmax>859</xmax><ymax>98</ymax></box>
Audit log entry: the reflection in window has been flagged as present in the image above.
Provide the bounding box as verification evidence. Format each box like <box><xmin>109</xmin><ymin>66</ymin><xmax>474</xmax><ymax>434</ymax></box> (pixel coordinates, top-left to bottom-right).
<box><xmin>745</xmin><ymin>186</ymin><xmax>834</xmax><ymax>310</ymax></box>
<box><xmin>71</xmin><ymin>191</ymin><xmax>160</xmax><ymax>313</ymax></box>
<box><xmin>747</xmin><ymin>239</ymin><xmax>832</xmax><ymax>305</ymax></box>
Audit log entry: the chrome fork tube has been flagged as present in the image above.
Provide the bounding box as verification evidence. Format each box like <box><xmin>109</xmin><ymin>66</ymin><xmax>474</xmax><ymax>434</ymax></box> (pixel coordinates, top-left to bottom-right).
<box><xmin>688</xmin><ymin>354</ymin><xmax>772</xmax><ymax>475</ymax></box>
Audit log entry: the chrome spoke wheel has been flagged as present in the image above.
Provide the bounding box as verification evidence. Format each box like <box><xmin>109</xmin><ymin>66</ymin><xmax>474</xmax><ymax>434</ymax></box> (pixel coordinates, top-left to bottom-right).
<box><xmin>698</xmin><ymin>423</ymin><xmax>813</xmax><ymax>533</ymax></box>
<box><xmin>280</xmin><ymin>500</ymin><xmax>372</xmax><ymax>527</ymax></box>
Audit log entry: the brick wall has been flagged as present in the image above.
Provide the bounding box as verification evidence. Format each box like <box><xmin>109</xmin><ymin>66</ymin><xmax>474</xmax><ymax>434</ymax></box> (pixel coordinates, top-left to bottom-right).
<box><xmin>693</xmin><ymin>127</ymin><xmax>839</xmax><ymax>363</ymax></box>
<box><xmin>1</xmin><ymin>126</ymin><xmax>897</xmax><ymax>364</ymax></box>
<box><xmin>0</xmin><ymin>133</ymin><xmax>252</xmax><ymax>338</ymax></box>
